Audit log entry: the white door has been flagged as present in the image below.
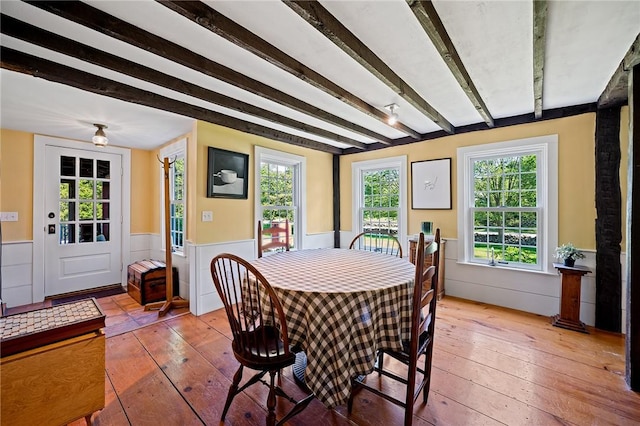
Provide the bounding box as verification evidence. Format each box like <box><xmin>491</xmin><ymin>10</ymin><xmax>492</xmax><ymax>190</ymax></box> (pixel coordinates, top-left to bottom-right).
<box><xmin>44</xmin><ymin>146</ymin><xmax>122</xmax><ymax>296</ymax></box>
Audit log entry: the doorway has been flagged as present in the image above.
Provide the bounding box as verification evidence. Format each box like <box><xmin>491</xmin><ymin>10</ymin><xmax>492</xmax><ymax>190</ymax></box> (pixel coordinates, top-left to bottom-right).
<box><xmin>33</xmin><ymin>135</ymin><xmax>131</xmax><ymax>302</ymax></box>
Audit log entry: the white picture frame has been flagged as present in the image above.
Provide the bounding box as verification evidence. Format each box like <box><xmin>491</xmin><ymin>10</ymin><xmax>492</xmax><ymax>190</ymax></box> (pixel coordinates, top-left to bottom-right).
<box><xmin>411</xmin><ymin>158</ymin><xmax>452</xmax><ymax>209</ymax></box>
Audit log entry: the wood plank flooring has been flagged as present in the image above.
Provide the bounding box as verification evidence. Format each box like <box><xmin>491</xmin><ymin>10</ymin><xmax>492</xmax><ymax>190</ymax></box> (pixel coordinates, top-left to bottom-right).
<box><xmin>60</xmin><ymin>293</ymin><xmax>638</xmax><ymax>425</ymax></box>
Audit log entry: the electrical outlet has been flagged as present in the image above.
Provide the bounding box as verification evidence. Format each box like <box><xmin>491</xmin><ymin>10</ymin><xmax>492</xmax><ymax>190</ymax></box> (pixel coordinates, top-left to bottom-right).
<box><xmin>201</xmin><ymin>211</ymin><xmax>213</xmax><ymax>222</ymax></box>
<box><xmin>0</xmin><ymin>212</ymin><xmax>18</xmax><ymax>222</ymax></box>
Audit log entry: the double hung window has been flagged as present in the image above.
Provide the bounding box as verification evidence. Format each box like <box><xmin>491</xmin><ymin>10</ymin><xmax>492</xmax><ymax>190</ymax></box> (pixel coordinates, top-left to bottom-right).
<box><xmin>160</xmin><ymin>139</ymin><xmax>186</xmax><ymax>255</ymax></box>
<box><xmin>352</xmin><ymin>156</ymin><xmax>407</xmax><ymax>246</ymax></box>
<box><xmin>458</xmin><ymin>136</ymin><xmax>557</xmax><ymax>272</ymax></box>
<box><xmin>255</xmin><ymin>147</ymin><xmax>305</xmax><ymax>251</ymax></box>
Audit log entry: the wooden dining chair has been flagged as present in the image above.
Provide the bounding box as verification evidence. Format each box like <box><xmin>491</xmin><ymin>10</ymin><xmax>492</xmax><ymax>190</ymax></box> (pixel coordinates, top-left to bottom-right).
<box><xmin>349</xmin><ymin>231</ymin><xmax>403</xmax><ymax>258</ymax></box>
<box><xmin>210</xmin><ymin>253</ymin><xmax>313</xmax><ymax>426</ymax></box>
<box><xmin>258</xmin><ymin>219</ymin><xmax>290</xmax><ymax>258</ymax></box>
<box><xmin>348</xmin><ymin>231</ymin><xmax>439</xmax><ymax>426</ymax></box>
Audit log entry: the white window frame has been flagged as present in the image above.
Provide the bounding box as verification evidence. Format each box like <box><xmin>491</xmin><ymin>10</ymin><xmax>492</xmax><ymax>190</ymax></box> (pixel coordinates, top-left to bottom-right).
<box><xmin>254</xmin><ymin>146</ymin><xmax>306</xmax><ymax>252</ymax></box>
<box><xmin>457</xmin><ymin>135</ymin><xmax>558</xmax><ymax>273</ymax></box>
<box><xmin>160</xmin><ymin>138</ymin><xmax>186</xmax><ymax>256</ymax></box>
<box><xmin>352</xmin><ymin>156</ymin><xmax>408</xmax><ymax>249</ymax></box>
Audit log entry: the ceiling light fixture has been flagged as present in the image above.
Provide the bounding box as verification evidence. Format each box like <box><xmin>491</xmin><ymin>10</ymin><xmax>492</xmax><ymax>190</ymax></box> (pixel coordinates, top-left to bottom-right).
<box><xmin>92</xmin><ymin>123</ymin><xmax>108</xmax><ymax>147</ymax></box>
<box><xmin>385</xmin><ymin>104</ymin><xmax>399</xmax><ymax>125</ymax></box>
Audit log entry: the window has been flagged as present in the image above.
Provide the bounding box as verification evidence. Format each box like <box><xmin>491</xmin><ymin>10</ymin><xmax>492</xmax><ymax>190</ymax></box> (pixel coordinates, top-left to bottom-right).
<box><xmin>352</xmin><ymin>156</ymin><xmax>407</xmax><ymax>246</ymax></box>
<box><xmin>255</xmin><ymin>147</ymin><xmax>305</xmax><ymax>251</ymax></box>
<box><xmin>160</xmin><ymin>139</ymin><xmax>186</xmax><ymax>255</ymax></box>
<box><xmin>457</xmin><ymin>135</ymin><xmax>558</xmax><ymax>272</ymax></box>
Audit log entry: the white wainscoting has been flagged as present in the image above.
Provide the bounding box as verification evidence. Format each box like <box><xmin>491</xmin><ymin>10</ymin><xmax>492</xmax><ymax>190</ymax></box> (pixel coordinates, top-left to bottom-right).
<box><xmin>1</xmin><ymin>241</ymin><xmax>34</xmax><ymax>308</ymax></box>
<box><xmin>444</xmin><ymin>239</ymin><xmax>627</xmax><ymax>329</ymax></box>
<box><xmin>189</xmin><ymin>231</ymin><xmax>335</xmax><ymax>316</ymax></box>
<box><xmin>130</xmin><ymin>233</ymin><xmax>152</xmax><ymax>262</ymax></box>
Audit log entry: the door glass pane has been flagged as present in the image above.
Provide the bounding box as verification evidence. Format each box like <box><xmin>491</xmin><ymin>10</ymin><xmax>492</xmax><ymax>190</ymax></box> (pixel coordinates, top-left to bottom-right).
<box><xmin>80</xmin><ymin>158</ymin><xmax>93</xmax><ymax>178</ymax></box>
<box><xmin>97</xmin><ymin>223</ymin><xmax>109</xmax><ymax>241</ymax></box>
<box><xmin>59</xmin><ymin>224</ymin><xmax>75</xmax><ymax>244</ymax></box>
<box><xmin>96</xmin><ymin>202</ymin><xmax>110</xmax><ymax>220</ymax></box>
<box><xmin>79</xmin><ymin>202</ymin><xmax>94</xmax><ymax>220</ymax></box>
<box><xmin>79</xmin><ymin>223</ymin><xmax>93</xmax><ymax>242</ymax></box>
<box><xmin>97</xmin><ymin>160</ymin><xmax>110</xmax><ymax>179</ymax></box>
<box><xmin>79</xmin><ymin>180</ymin><xmax>94</xmax><ymax>199</ymax></box>
<box><xmin>96</xmin><ymin>181</ymin><xmax>110</xmax><ymax>200</ymax></box>
<box><xmin>60</xmin><ymin>179</ymin><xmax>75</xmax><ymax>199</ymax></box>
<box><xmin>60</xmin><ymin>156</ymin><xmax>76</xmax><ymax>176</ymax></box>
<box><xmin>59</xmin><ymin>201</ymin><xmax>75</xmax><ymax>221</ymax></box>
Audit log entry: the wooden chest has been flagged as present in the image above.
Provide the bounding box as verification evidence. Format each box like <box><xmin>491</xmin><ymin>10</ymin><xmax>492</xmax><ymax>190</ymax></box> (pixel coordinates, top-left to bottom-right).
<box><xmin>127</xmin><ymin>260</ymin><xmax>179</xmax><ymax>305</ymax></box>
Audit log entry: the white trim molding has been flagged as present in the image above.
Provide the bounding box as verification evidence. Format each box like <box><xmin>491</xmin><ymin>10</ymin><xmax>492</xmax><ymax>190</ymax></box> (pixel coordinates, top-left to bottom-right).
<box><xmin>351</xmin><ymin>155</ymin><xmax>408</xmax><ymax>251</ymax></box>
<box><xmin>254</xmin><ymin>146</ymin><xmax>307</xmax><ymax>255</ymax></box>
<box><xmin>32</xmin><ymin>135</ymin><xmax>131</xmax><ymax>302</ymax></box>
<box><xmin>457</xmin><ymin>135</ymin><xmax>558</xmax><ymax>274</ymax></box>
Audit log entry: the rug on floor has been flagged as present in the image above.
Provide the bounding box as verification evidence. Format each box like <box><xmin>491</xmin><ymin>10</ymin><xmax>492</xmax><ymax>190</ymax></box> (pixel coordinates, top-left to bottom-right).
<box><xmin>51</xmin><ymin>286</ymin><xmax>126</xmax><ymax>306</ymax></box>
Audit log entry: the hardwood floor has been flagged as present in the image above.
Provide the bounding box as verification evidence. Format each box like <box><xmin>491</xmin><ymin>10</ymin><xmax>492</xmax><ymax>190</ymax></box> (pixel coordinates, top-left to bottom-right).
<box><xmin>60</xmin><ymin>294</ymin><xmax>638</xmax><ymax>425</ymax></box>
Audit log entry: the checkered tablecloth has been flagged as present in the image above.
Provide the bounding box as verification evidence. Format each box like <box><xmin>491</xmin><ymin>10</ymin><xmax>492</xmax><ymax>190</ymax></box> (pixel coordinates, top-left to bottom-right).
<box><xmin>251</xmin><ymin>248</ymin><xmax>416</xmax><ymax>407</ymax></box>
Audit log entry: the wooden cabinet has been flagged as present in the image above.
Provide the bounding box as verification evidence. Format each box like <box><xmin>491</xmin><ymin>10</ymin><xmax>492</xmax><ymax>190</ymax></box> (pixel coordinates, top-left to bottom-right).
<box><xmin>409</xmin><ymin>237</ymin><xmax>446</xmax><ymax>300</ymax></box>
<box><xmin>551</xmin><ymin>263</ymin><xmax>591</xmax><ymax>333</ymax></box>
<box><xmin>1</xmin><ymin>299</ymin><xmax>106</xmax><ymax>426</ymax></box>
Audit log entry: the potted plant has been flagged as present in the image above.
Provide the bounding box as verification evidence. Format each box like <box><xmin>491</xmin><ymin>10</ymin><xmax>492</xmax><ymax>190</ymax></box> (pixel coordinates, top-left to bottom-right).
<box><xmin>554</xmin><ymin>243</ymin><xmax>585</xmax><ymax>267</ymax></box>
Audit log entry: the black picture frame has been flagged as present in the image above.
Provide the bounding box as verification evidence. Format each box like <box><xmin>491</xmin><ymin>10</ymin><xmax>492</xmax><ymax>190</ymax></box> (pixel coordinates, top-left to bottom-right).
<box><xmin>411</xmin><ymin>157</ymin><xmax>452</xmax><ymax>209</ymax></box>
<box><xmin>207</xmin><ymin>147</ymin><xmax>249</xmax><ymax>199</ymax></box>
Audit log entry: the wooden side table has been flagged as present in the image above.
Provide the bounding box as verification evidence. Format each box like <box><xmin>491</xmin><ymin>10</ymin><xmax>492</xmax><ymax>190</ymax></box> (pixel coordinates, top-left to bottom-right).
<box><xmin>409</xmin><ymin>237</ymin><xmax>446</xmax><ymax>300</ymax></box>
<box><xmin>551</xmin><ymin>263</ymin><xmax>591</xmax><ymax>333</ymax></box>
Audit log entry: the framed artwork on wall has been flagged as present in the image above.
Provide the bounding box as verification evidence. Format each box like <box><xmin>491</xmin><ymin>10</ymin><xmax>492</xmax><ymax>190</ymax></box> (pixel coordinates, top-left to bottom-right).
<box><xmin>411</xmin><ymin>158</ymin><xmax>452</xmax><ymax>209</ymax></box>
<box><xmin>207</xmin><ymin>147</ymin><xmax>249</xmax><ymax>199</ymax></box>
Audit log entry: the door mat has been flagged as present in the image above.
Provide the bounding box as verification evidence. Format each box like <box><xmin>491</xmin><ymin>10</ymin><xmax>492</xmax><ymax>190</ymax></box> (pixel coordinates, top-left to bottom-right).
<box><xmin>51</xmin><ymin>286</ymin><xmax>126</xmax><ymax>306</ymax></box>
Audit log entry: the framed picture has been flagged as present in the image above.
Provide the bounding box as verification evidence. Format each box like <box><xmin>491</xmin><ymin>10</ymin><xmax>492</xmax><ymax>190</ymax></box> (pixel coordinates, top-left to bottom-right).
<box><xmin>207</xmin><ymin>147</ymin><xmax>249</xmax><ymax>199</ymax></box>
<box><xmin>411</xmin><ymin>158</ymin><xmax>452</xmax><ymax>209</ymax></box>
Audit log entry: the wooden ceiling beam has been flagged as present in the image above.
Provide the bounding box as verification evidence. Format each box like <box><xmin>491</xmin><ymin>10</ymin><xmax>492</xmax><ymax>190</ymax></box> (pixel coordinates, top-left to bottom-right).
<box><xmin>533</xmin><ymin>0</ymin><xmax>547</xmax><ymax>119</ymax></box>
<box><xmin>0</xmin><ymin>47</ymin><xmax>342</xmax><ymax>154</ymax></box>
<box><xmin>599</xmin><ymin>33</ymin><xmax>640</xmax><ymax>108</ymax></box>
<box><xmin>26</xmin><ymin>0</ymin><xmax>393</xmax><ymax>145</ymax></box>
<box><xmin>284</xmin><ymin>0</ymin><xmax>454</xmax><ymax>134</ymax></box>
<box><xmin>157</xmin><ymin>0</ymin><xmax>420</xmax><ymax>140</ymax></box>
<box><xmin>407</xmin><ymin>0</ymin><xmax>493</xmax><ymax>128</ymax></box>
<box><xmin>0</xmin><ymin>14</ymin><xmax>366</xmax><ymax>150</ymax></box>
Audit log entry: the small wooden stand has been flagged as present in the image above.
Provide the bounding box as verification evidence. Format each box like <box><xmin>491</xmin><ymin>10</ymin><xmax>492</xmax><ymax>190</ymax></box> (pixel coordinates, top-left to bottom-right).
<box><xmin>145</xmin><ymin>157</ymin><xmax>188</xmax><ymax>317</ymax></box>
<box><xmin>551</xmin><ymin>263</ymin><xmax>591</xmax><ymax>333</ymax></box>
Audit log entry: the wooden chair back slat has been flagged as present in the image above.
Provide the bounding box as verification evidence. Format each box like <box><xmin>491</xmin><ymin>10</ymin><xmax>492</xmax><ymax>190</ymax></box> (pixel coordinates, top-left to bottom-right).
<box><xmin>349</xmin><ymin>231</ymin><xmax>403</xmax><ymax>258</ymax></box>
<box><xmin>258</xmin><ymin>219</ymin><xmax>291</xmax><ymax>258</ymax></box>
<box><xmin>348</xmin><ymin>229</ymin><xmax>441</xmax><ymax>426</ymax></box>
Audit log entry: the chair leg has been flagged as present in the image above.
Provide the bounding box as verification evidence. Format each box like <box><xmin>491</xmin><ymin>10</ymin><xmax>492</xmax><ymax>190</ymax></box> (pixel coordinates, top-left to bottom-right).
<box><xmin>267</xmin><ymin>370</ymin><xmax>277</xmax><ymax>426</ymax></box>
<box><xmin>404</xmin><ymin>399</ymin><xmax>414</xmax><ymax>426</ymax></box>
<box><xmin>377</xmin><ymin>351</ymin><xmax>384</xmax><ymax>375</ymax></box>
<box><xmin>423</xmin><ymin>349</ymin><xmax>434</xmax><ymax>404</ymax></box>
<box><xmin>221</xmin><ymin>365</ymin><xmax>243</xmax><ymax>421</ymax></box>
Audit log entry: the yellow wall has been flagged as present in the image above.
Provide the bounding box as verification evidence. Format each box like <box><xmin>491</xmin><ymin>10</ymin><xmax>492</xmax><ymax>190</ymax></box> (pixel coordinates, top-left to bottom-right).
<box><xmin>340</xmin><ymin>113</ymin><xmax>600</xmax><ymax>250</ymax></box>
<box><xmin>0</xmin><ymin>109</ymin><xmax>630</xmax><ymax>253</ymax></box>
<box><xmin>0</xmin><ymin>129</ymin><xmax>158</xmax><ymax>239</ymax></box>
<box><xmin>193</xmin><ymin>121</ymin><xmax>334</xmax><ymax>244</ymax></box>
<box><xmin>0</xmin><ymin>129</ymin><xmax>33</xmax><ymax>241</ymax></box>
<box><xmin>130</xmin><ymin>149</ymin><xmax>156</xmax><ymax>234</ymax></box>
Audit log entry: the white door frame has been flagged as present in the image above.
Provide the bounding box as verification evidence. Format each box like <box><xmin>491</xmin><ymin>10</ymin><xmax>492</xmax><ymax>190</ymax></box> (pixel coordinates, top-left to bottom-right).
<box><xmin>33</xmin><ymin>135</ymin><xmax>131</xmax><ymax>302</ymax></box>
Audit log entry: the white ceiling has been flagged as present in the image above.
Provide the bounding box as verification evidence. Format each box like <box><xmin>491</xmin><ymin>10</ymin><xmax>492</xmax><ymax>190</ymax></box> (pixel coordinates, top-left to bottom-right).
<box><xmin>1</xmin><ymin>0</ymin><xmax>638</xmax><ymax>152</ymax></box>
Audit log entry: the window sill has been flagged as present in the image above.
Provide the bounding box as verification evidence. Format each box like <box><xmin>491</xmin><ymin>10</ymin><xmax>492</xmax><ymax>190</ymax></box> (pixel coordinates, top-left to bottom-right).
<box><xmin>455</xmin><ymin>260</ymin><xmax>558</xmax><ymax>276</ymax></box>
<box><xmin>163</xmin><ymin>248</ymin><xmax>187</xmax><ymax>259</ymax></box>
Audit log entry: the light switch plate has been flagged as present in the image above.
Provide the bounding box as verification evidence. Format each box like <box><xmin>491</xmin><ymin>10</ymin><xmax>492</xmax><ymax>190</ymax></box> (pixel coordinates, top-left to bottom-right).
<box><xmin>201</xmin><ymin>211</ymin><xmax>213</xmax><ymax>222</ymax></box>
<box><xmin>0</xmin><ymin>212</ymin><xmax>18</xmax><ymax>222</ymax></box>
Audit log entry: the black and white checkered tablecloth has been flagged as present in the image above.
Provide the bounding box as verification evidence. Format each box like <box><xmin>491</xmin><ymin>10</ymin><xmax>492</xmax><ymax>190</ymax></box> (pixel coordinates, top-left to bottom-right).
<box><xmin>251</xmin><ymin>248</ymin><xmax>416</xmax><ymax>408</ymax></box>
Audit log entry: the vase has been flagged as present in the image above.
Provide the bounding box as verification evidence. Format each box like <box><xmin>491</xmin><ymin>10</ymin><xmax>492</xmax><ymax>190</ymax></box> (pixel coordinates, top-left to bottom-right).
<box><xmin>564</xmin><ymin>258</ymin><xmax>575</xmax><ymax>267</ymax></box>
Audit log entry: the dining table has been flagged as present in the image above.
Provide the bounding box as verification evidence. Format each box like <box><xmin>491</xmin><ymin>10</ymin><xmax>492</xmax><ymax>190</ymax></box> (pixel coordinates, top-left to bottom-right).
<box><xmin>250</xmin><ymin>248</ymin><xmax>416</xmax><ymax>408</ymax></box>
